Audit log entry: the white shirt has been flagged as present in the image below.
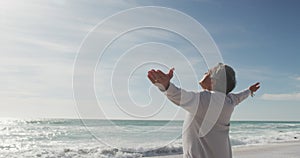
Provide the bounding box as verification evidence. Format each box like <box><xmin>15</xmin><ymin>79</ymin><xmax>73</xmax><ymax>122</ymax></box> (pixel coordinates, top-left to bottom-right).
<box><xmin>162</xmin><ymin>83</ymin><xmax>251</xmax><ymax>158</ymax></box>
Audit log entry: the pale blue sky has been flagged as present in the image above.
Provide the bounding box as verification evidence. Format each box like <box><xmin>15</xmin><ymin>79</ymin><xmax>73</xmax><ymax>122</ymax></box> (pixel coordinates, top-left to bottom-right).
<box><xmin>0</xmin><ymin>0</ymin><xmax>299</xmax><ymax>121</ymax></box>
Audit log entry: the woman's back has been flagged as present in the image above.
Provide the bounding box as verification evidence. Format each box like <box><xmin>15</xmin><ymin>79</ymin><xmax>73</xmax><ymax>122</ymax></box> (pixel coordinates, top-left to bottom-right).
<box><xmin>181</xmin><ymin>89</ymin><xmax>250</xmax><ymax>158</ymax></box>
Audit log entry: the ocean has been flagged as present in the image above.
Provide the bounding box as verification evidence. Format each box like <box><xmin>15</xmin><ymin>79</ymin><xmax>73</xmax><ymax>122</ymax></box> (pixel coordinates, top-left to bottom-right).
<box><xmin>0</xmin><ymin>119</ymin><xmax>300</xmax><ymax>158</ymax></box>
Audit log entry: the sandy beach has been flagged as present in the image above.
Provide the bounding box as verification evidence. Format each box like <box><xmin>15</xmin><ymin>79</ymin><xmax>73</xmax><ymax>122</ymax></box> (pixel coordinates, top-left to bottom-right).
<box><xmin>151</xmin><ymin>141</ymin><xmax>300</xmax><ymax>158</ymax></box>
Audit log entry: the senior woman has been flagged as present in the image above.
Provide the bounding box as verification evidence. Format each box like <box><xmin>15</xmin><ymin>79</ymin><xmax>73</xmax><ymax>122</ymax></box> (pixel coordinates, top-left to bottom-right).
<box><xmin>148</xmin><ymin>63</ymin><xmax>260</xmax><ymax>158</ymax></box>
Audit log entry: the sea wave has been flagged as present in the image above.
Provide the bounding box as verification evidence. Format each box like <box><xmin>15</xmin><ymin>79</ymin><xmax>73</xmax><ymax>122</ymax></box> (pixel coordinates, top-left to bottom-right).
<box><xmin>2</xmin><ymin>135</ymin><xmax>300</xmax><ymax>158</ymax></box>
<box><xmin>0</xmin><ymin>144</ymin><xmax>183</xmax><ymax>158</ymax></box>
<box><xmin>1</xmin><ymin>119</ymin><xmax>300</xmax><ymax>157</ymax></box>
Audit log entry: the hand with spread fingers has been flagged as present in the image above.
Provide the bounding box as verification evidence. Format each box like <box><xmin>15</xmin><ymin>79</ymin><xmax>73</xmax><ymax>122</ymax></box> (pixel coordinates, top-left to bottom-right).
<box><xmin>147</xmin><ymin>68</ymin><xmax>174</xmax><ymax>90</ymax></box>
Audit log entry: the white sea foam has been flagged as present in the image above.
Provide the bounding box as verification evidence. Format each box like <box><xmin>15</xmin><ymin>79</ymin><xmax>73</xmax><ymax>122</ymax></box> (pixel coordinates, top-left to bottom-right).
<box><xmin>0</xmin><ymin>143</ymin><xmax>183</xmax><ymax>158</ymax></box>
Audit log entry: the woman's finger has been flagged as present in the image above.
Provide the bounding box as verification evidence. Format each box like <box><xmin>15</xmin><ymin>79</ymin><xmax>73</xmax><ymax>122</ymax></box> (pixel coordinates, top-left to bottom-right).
<box><xmin>148</xmin><ymin>73</ymin><xmax>156</xmax><ymax>84</ymax></box>
<box><xmin>168</xmin><ymin>68</ymin><xmax>174</xmax><ymax>78</ymax></box>
<box><xmin>254</xmin><ymin>82</ymin><xmax>260</xmax><ymax>91</ymax></box>
<box><xmin>148</xmin><ymin>71</ymin><xmax>158</xmax><ymax>83</ymax></box>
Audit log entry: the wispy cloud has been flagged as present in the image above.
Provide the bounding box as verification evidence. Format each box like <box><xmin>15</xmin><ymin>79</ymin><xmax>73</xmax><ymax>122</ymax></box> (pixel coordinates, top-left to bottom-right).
<box><xmin>288</xmin><ymin>75</ymin><xmax>300</xmax><ymax>81</ymax></box>
<box><xmin>15</xmin><ymin>36</ymin><xmax>76</xmax><ymax>53</ymax></box>
<box><xmin>261</xmin><ymin>93</ymin><xmax>300</xmax><ymax>101</ymax></box>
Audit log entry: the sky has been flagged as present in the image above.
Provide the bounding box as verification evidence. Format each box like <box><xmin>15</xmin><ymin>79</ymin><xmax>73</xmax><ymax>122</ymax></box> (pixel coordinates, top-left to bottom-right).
<box><xmin>0</xmin><ymin>0</ymin><xmax>299</xmax><ymax>121</ymax></box>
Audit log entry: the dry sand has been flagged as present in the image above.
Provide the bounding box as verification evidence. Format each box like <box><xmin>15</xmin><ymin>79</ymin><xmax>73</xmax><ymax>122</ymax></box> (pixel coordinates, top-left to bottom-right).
<box><xmin>150</xmin><ymin>141</ymin><xmax>300</xmax><ymax>158</ymax></box>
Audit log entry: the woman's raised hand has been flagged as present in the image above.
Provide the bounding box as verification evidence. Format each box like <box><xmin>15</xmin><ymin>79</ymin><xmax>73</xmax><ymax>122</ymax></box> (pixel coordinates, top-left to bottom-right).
<box><xmin>249</xmin><ymin>82</ymin><xmax>260</xmax><ymax>96</ymax></box>
<box><xmin>147</xmin><ymin>68</ymin><xmax>174</xmax><ymax>90</ymax></box>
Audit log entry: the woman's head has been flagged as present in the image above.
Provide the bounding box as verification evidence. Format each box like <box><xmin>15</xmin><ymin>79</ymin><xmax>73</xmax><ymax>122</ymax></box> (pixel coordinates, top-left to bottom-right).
<box><xmin>199</xmin><ymin>63</ymin><xmax>236</xmax><ymax>94</ymax></box>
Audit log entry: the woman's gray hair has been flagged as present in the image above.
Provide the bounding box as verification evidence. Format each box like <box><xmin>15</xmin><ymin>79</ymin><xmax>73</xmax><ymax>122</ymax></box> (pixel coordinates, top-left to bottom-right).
<box><xmin>210</xmin><ymin>63</ymin><xmax>236</xmax><ymax>94</ymax></box>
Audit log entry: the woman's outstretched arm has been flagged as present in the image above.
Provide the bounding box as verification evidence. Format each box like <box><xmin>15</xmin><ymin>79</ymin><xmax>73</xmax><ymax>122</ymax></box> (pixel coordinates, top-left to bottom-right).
<box><xmin>147</xmin><ymin>68</ymin><xmax>200</xmax><ymax>113</ymax></box>
<box><xmin>229</xmin><ymin>82</ymin><xmax>261</xmax><ymax>106</ymax></box>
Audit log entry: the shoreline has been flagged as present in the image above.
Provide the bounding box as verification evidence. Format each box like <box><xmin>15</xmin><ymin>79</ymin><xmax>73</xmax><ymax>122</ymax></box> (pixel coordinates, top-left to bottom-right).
<box><xmin>149</xmin><ymin>141</ymin><xmax>300</xmax><ymax>158</ymax></box>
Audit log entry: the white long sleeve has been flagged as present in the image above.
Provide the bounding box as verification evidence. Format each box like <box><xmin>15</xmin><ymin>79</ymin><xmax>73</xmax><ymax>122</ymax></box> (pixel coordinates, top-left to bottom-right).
<box><xmin>227</xmin><ymin>89</ymin><xmax>251</xmax><ymax>106</ymax></box>
<box><xmin>163</xmin><ymin>83</ymin><xmax>200</xmax><ymax>113</ymax></box>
